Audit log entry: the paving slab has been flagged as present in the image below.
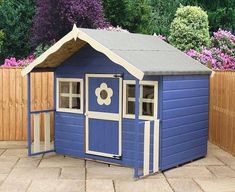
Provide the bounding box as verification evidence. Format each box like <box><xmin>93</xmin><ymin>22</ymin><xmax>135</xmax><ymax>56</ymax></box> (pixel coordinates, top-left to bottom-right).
<box><xmin>60</xmin><ymin>167</ymin><xmax>85</xmax><ymax>180</ymax></box>
<box><xmin>164</xmin><ymin>166</ymin><xmax>214</xmax><ymax>179</ymax></box>
<box><xmin>15</xmin><ymin>157</ymin><xmax>41</xmax><ymax>168</ymax></box>
<box><xmin>8</xmin><ymin>167</ymin><xmax>60</xmax><ymax>180</ymax></box>
<box><xmin>215</xmin><ymin>155</ymin><xmax>235</xmax><ymax>166</ymax></box>
<box><xmin>2</xmin><ymin>149</ymin><xmax>28</xmax><ymax>158</ymax></box>
<box><xmin>87</xmin><ymin>166</ymin><xmax>133</xmax><ymax>180</ymax></box>
<box><xmin>0</xmin><ymin>179</ymin><xmax>31</xmax><ymax>192</ymax></box>
<box><xmin>0</xmin><ymin>149</ymin><xmax>5</xmax><ymax>156</ymax></box>
<box><xmin>86</xmin><ymin>179</ymin><xmax>114</xmax><ymax>192</ymax></box>
<box><xmin>27</xmin><ymin>179</ymin><xmax>85</xmax><ymax>192</ymax></box>
<box><xmin>231</xmin><ymin>166</ymin><xmax>235</xmax><ymax>171</ymax></box>
<box><xmin>195</xmin><ymin>178</ymin><xmax>235</xmax><ymax>192</ymax></box>
<box><xmin>208</xmin><ymin>147</ymin><xmax>233</xmax><ymax>158</ymax></box>
<box><xmin>146</xmin><ymin>172</ymin><xmax>165</xmax><ymax>179</ymax></box>
<box><xmin>0</xmin><ymin>174</ymin><xmax>7</xmax><ymax>185</ymax></box>
<box><xmin>0</xmin><ymin>141</ymin><xmax>27</xmax><ymax>149</ymax></box>
<box><xmin>39</xmin><ymin>156</ymin><xmax>84</xmax><ymax>168</ymax></box>
<box><xmin>115</xmin><ymin>179</ymin><xmax>173</xmax><ymax>192</ymax></box>
<box><xmin>167</xmin><ymin>178</ymin><xmax>203</xmax><ymax>192</ymax></box>
<box><xmin>86</xmin><ymin>160</ymin><xmax>109</xmax><ymax>168</ymax></box>
<box><xmin>0</xmin><ymin>156</ymin><xmax>19</xmax><ymax>174</ymax></box>
<box><xmin>186</xmin><ymin>156</ymin><xmax>224</xmax><ymax>166</ymax></box>
<box><xmin>207</xmin><ymin>166</ymin><xmax>235</xmax><ymax>178</ymax></box>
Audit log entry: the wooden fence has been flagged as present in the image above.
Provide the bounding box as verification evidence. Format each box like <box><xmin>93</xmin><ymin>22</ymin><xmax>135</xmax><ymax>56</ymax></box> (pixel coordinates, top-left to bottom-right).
<box><xmin>0</xmin><ymin>68</ymin><xmax>54</xmax><ymax>141</ymax></box>
<box><xmin>209</xmin><ymin>71</ymin><xmax>235</xmax><ymax>156</ymax></box>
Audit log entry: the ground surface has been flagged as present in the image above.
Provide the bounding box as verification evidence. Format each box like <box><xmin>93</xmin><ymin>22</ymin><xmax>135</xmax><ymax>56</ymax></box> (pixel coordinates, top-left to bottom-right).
<box><xmin>0</xmin><ymin>142</ymin><xmax>235</xmax><ymax>192</ymax></box>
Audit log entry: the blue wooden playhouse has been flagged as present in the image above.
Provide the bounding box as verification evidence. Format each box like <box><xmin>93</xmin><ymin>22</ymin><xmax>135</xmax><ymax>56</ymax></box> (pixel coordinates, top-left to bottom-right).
<box><xmin>22</xmin><ymin>25</ymin><xmax>211</xmax><ymax>178</ymax></box>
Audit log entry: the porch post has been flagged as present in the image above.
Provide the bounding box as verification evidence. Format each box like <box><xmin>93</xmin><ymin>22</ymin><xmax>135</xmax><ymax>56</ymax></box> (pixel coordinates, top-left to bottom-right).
<box><xmin>134</xmin><ymin>79</ymin><xmax>140</xmax><ymax>178</ymax></box>
<box><xmin>27</xmin><ymin>73</ymin><xmax>31</xmax><ymax>156</ymax></box>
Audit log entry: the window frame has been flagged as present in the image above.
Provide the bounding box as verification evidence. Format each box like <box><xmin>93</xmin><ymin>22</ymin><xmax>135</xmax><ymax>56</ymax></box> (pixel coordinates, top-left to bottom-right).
<box><xmin>56</xmin><ymin>78</ymin><xmax>84</xmax><ymax>114</ymax></box>
<box><xmin>123</xmin><ymin>80</ymin><xmax>158</xmax><ymax>120</ymax></box>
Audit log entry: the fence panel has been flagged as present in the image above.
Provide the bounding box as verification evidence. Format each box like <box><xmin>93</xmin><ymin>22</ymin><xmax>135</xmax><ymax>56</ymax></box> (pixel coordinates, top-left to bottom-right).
<box><xmin>209</xmin><ymin>71</ymin><xmax>235</xmax><ymax>155</ymax></box>
<box><xmin>0</xmin><ymin>68</ymin><xmax>54</xmax><ymax>141</ymax></box>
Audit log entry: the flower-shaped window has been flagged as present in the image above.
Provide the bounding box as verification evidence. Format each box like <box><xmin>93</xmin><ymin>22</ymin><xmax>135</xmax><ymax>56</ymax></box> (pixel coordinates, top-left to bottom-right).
<box><xmin>95</xmin><ymin>83</ymin><xmax>113</xmax><ymax>105</ymax></box>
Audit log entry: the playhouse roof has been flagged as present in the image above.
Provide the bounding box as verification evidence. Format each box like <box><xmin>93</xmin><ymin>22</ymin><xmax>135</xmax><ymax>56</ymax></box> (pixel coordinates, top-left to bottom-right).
<box><xmin>22</xmin><ymin>25</ymin><xmax>211</xmax><ymax>79</ymax></box>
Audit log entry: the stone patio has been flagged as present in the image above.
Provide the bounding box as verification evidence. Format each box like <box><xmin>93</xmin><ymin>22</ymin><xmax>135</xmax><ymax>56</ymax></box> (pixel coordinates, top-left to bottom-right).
<box><xmin>0</xmin><ymin>142</ymin><xmax>235</xmax><ymax>192</ymax></box>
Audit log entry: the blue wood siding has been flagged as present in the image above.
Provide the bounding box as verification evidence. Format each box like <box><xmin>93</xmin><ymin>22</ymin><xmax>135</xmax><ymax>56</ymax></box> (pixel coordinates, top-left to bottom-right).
<box><xmin>55</xmin><ymin>112</ymin><xmax>153</xmax><ymax>167</ymax></box>
<box><xmin>160</xmin><ymin>75</ymin><xmax>209</xmax><ymax>170</ymax></box>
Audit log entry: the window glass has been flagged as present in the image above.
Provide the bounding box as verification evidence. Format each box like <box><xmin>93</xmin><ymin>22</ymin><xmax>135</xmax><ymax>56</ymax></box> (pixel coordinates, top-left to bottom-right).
<box><xmin>72</xmin><ymin>82</ymin><xmax>80</xmax><ymax>94</ymax></box>
<box><xmin>72</xmin><ymin>97</ymin><xmax>80</xmax><ymax>109</ymax></box>
<box><xmin>60</xmin><ymin>82</ymin><xmax>70</xmax><ymax>93</ymax></box>
<box><xmin>142</xmin><ymin>102</ymin><xmax>154</xmax><ymax>116</ymax></box>
<box><xmin>127</xmin><ymin>84</ymin><xmax>135</xmax><ymax>98</ymax></box>
<box><xmin>127</xmin><ymin>101</ymin><xmax>135</xmax><ymax>114</ymax></box>
<box><xmin>60</xmin><ymin>96</ymin><xmax>69</xmax><ymax>108</ymax></box>
<box><xmin>143</xmin><ymin>85</ymin><xmax>154</xmax><ymax>99</ymax></box>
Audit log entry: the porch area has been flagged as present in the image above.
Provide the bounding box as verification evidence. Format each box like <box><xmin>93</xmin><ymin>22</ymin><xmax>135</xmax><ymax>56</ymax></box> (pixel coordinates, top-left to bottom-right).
<box><xmin>0</xmin><ymin>141</ymin><xmax>235</xmax><ymax>192</ymax></box>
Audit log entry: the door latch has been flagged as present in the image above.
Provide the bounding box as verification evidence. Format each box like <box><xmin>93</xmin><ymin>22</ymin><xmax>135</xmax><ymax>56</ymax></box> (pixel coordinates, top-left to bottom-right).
<box><xmin>113</xmin><ymin>74</ymin><xmax>123</xmax><ymax>78</ymax></box>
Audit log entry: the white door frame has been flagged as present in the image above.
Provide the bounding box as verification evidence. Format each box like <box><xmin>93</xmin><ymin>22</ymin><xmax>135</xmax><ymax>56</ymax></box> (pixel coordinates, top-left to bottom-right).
<box><xmin>85</xmin><ymin>74</ymin><xmax>123</xmax><ymax>158</ymax></box>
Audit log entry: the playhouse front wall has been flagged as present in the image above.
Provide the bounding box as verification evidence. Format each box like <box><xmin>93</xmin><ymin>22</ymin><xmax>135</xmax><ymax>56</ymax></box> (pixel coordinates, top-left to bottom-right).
<box><xmin>54</xmin><ymin>45</ymin><xmax>159</xmax><ymax>168</ymax></box>
<box><xmin>54</xmin><ymin>44</ymin><xmax>209</xmax><ymax>171</ymax></box>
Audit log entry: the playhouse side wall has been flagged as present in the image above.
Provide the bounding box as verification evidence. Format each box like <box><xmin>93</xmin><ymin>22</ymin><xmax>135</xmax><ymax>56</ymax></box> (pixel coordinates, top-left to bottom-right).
<box><xmin>160</xmin><ymin>75</ymin><xmax>209</xmax><ymax>170</ymax></box>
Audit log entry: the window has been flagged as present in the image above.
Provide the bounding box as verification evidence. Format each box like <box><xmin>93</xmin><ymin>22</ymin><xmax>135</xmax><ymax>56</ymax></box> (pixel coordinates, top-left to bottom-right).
<box><xmin>56</xmin><ymin>78</ymin><xmax>83</xmax><ymax>113</ymax></box>
<box><xmin>123</xmin><ymin>80</ymin><xmax>158</xmax><ymax>120</ymax></box>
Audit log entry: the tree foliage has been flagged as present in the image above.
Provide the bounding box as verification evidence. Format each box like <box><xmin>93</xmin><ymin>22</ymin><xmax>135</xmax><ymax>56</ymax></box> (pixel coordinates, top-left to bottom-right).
<box><xmin>0</xmin><ymin>0</ymin><xmax>35</xmax><ymax>63</ymax></box>
<box><xmin>0</xmin><ymin>30</ymin><xmax>4</xmax><ymax>54</ymax></box>
<box><xmin>129</xmin><ymin>0</ymin><xmax>155</xmax><ymax>34</ymax></box>
<box><xmin>31</xmin><ymin>0</ymin><xmax>108</xmax><ymax>47</ymax></box>
<box><xmin>169</xmin><ymin>5</ymin><xmax>211</xmax><ymax>51</ymax></box>
<box><xmin>102</xmin><ymin>0</ymin><xmax>155</xmax><ymax>34</ymax></box>
<box><xmin>184</xmin><ymin>0</ymin><xmax>235</xmax><ymax>33</ymax></box>
<box><xmin>150</xmin><ymin>0</ymin><xmax>182</xmax><ymax>36</ymax></box>
<box><xmin>102</xmin><ymin>0</ymin><xmax>131</xmax><ymax>28</ymax></box>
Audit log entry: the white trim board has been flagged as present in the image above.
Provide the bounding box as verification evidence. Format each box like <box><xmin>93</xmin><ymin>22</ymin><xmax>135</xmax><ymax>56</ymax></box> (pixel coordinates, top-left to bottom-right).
<box><xmin>21</xmin><ymin>25</ymin><xmax>144</xmax><ymax>80</ymax></box>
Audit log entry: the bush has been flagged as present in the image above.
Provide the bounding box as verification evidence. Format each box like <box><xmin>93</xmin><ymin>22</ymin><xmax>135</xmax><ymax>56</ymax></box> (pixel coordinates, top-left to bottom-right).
<box><xmin>2</xmin><ymin>55</ymin><xmax>34</xmax><ymax>67</ymax></box>
<box><xmin>169</xmin><ymin>5</ymin><xmax>211</xmax><ymax>51</ymax></box>
<box><xmin>186</xmin><ymin>29</ymin><xmax>235</xmax><ymax>70</ymax></box>
<box><xmin>212</xmin><ymin>29</ymin><xmax>235</xmax><ymax>57</ymax></box>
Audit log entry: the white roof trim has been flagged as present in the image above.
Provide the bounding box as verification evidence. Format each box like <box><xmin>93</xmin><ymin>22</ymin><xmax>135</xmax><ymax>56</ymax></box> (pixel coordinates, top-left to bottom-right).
<box><xmin>21</xmin><ymin>25</ymin><xmax>144</xmax><ymax>80</ymax></box>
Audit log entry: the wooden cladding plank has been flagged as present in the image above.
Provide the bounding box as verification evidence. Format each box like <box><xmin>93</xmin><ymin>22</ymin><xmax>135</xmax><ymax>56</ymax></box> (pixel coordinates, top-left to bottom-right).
<box><xmin>0</xmin><ymin>69</ymin><xmax>3</xmax><ymax>139</ymax></box>
<box><xmin>22</xmin><ymin>73</ymin><xmax>28</xmax><ymax>140</ymax></box>
<box><xmin>209</xmin><ymin>71</ymin><xmax>235</xmax><ymax>156</ymax></box>
<box><xmin>15</xmin><ymin>70</ymin><xmax>23</xmax><ymax>140</ymax></box>
<box><xmin>9</xmin><ymin>69</ymin><xmax>16</xmax><ymax>140</ymax></box>
<box><xmin>0</xmin><ymin>68</ymin><xmax>54</xmax><ymax>141</ymax></box>
<box><xmin>2</xmin><ymin>68</ymin><xmax>10</xmax><ymax>140</ymax></box>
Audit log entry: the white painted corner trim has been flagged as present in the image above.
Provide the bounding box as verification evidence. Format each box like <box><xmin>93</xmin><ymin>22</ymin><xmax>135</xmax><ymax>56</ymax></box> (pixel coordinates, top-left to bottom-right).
<box><xmin>21</xmin><ymin>24</ymin><xmax>144</xmax><ymax>80</ymax></box>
